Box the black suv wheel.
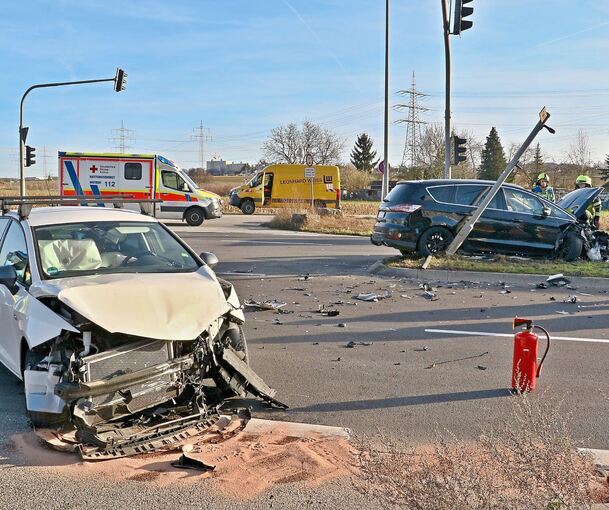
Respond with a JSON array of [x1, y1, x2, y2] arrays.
[[418, 226, 454, 256]]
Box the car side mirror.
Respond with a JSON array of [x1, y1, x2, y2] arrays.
[[200, 251, 219, 268], [542, 207, 551, 217], [0, 265, 18, 294]]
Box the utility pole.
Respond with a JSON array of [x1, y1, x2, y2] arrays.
[[110, 120, 135, 153], [395, 71, 429, 169], [381, 0, 390, 199], [192, 121, 212, 172]]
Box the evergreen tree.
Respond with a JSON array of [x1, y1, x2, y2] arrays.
[[350, 133, 378, 172], [600, 154, 609, 181], [478, 127, 507, 180], [529, 142, 544, 184]]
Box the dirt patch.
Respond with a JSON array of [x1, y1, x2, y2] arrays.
[[10, 425, 356, 500]]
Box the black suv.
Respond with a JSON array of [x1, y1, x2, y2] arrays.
[[371, 179, 604, 261]]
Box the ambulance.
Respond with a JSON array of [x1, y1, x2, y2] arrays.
[[58, 152, 222, 226], [229, 164, 341, 214]]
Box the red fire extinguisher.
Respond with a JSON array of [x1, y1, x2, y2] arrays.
[[512, 317, 551, 392]]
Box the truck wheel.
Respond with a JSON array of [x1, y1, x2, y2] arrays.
[[417, 227, 454, 257], [184, 207, 205, 226], [241, 199, 255, 215], [558, 233, 583, 262]]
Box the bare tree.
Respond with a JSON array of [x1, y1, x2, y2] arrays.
[[566, 129, 592, 172], [262, 121, 345, 165]]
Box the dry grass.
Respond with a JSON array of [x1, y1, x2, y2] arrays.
[[268, 208, 374, 236], [356, 394, 608, 509], [0, 179, 58, 197]]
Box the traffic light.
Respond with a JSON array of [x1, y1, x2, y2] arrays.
[[453, 0, 474, 35], [114, 68, 127, 92], [25, 145, 36, 167], [452, 135, 467, 165]]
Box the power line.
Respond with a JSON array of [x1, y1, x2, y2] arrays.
[[395, 71, 429, 168], [110, 120, 136, 152], [191, 121, 212, 170]]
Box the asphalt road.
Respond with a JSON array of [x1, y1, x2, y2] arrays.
[[1, 214, 608, 509]]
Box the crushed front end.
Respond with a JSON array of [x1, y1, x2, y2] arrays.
[[24, 278, 286, 460]]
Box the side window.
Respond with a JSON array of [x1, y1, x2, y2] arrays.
[[162, 171, 187, 192], [0, 217, 10, 240], [474, 188, 504, 210], [455, 185, 487, 206], [0, 221, 29, 283], [427, 185, 454, 203], [125, 162, 142, 180], [504, 189, 544, 215], [250, 173, 262, 187]]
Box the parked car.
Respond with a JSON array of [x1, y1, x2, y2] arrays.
[[371, 179, 606, 261], [0, 201, 284, 459]]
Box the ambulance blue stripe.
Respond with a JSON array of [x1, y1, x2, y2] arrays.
[[64, 161, 87, 206], [90, 185, 105, 207]]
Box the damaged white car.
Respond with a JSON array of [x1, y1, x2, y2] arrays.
[[0, 202, 285, 459]]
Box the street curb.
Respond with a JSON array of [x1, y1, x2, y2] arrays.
[[369, 258, 609, 290]]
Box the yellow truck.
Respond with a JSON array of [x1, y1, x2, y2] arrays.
[[229, 164, 341, 214]]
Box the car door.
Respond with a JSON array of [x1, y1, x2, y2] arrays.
[[157, 169, 190, 220], [0, 219, 29, 376], [500, 188, 565, 255]]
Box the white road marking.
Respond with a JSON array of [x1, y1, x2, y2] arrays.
[[425, 328, 609, 345]]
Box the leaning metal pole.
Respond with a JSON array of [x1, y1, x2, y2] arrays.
[[444, 108, 553, 256], [381, 0, 390, 199], [19, 76, 117, 196], [441, 0, 451, 179]]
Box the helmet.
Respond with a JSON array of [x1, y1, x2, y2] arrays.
[[576, 175, 592, 186], [537, 173, 549, 182]]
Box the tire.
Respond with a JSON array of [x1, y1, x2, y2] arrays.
[[226, 325, 249, 365], [184, 207, 205, 226], [558, 233, 583, 262], [399, 249, 412, 257], [241, 199, 255, 215], [417, 227, 454, 257]]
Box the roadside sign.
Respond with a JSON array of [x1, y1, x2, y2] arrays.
[[378, 161, 385, 174], [305, 153, 314, 167], [304, 167, 316, 178]]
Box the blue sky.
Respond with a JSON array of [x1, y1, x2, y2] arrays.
[[1, 0, 609, 177]]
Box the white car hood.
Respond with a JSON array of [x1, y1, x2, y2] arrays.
[[30, 268, 230, 341]]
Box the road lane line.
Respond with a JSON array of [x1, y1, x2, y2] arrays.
[[425, 328, 609, 345]]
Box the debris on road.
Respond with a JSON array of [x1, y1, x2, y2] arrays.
[[317, 306, 340, 317], [354, 291, 391, 302], [345, 341, 372, 348], [414, 346, 429, 352], [422, 290, 438, 301], [564, 295, 578, 303], [337, 322, 347, 328], [536, 282, 548, 289], [244, 299, 287, 311], [171, 453, 216, 472], [419, 282, 436, 292], [476, 365, 488, 371], [547, 273, 570, 286]]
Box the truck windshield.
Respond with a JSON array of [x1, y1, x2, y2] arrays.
[[34, 221, 200, 279], [180, 171, 200, 190]]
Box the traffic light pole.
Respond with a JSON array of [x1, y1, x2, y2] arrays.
[[18, 72, 123, 196], [441, 0, 451, 179]]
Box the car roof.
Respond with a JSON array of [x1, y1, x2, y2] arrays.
[[395, 179, 525, 190], [6, 206, 158, 227]]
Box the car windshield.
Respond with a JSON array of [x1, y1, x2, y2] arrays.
[[34, 221, 200, 279]]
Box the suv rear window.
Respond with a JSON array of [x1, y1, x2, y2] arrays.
[[427, 185, 453, 203], [383, 183, 421, 204], [455, 185, 487, 206]]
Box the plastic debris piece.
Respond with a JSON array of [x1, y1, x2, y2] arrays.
[[317, 306, 340, 317], [422, 291, 438, 301], [476, 365, 487, 371], [547, 274, 570, 286], [354, 291, 391, 302], [171, 453, 216, 472], [536, 283, 548, 289], [244, 299, 287, 311], [419, 282, 436, 292], [346, 341, 372, 348], [500, 289, 511, 294], [564, 295, 578, 303], [414, 346, 428, 352], [337, 323, 347, 328]]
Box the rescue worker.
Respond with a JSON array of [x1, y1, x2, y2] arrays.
[[575, 174, 602, 229], [531, 173, 555, 202]]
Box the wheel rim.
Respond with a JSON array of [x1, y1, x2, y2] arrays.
[[427, 232, 448, 253], [190, 212, 200, 223]]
